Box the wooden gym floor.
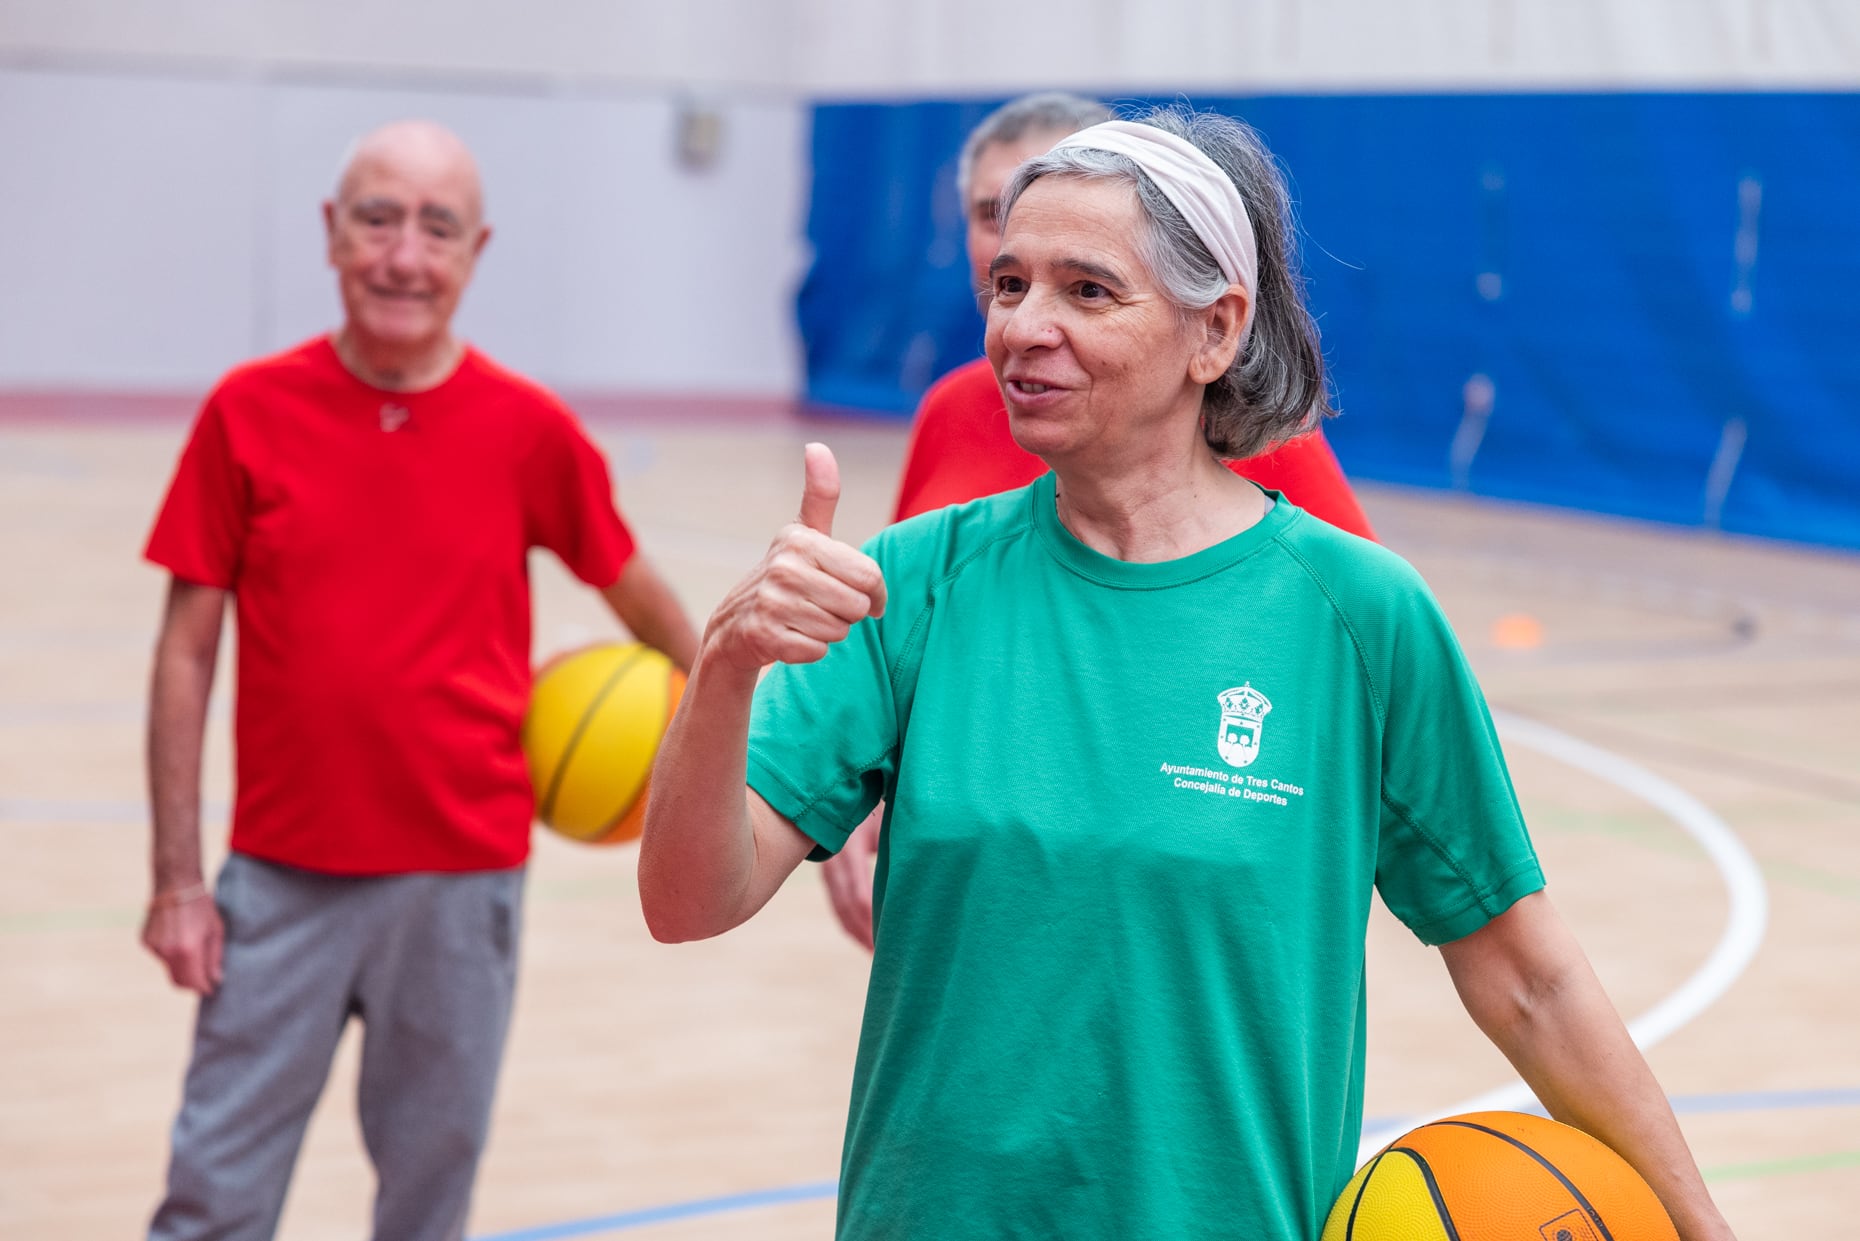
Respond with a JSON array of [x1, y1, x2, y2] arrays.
[[1, 407, 1856, 1240]]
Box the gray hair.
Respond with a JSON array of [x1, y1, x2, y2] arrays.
[[998, 105, 1331, 460], [956, 92, 1113, 201]]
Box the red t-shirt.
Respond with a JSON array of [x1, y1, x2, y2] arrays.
[[892, 357, 1377, 540], [145, 338, 636, 874]]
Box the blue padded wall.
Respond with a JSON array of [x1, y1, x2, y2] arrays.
[[799, 94, 1860, 550]]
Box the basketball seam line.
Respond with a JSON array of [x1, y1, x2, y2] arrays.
[[1343, 1150, 1386, 1239], [1392, 1146, 1463, 1241], [1434, 1120, 1617, 1241], [597, 673, 677, 834], [537, 646, 650, 828]]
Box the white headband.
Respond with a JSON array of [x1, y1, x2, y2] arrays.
[[1051, 121, 1258, 339]]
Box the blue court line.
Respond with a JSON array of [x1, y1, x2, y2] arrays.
[[471, 1180, 838, 1241], [1361, 1085, 1860, 1131], [1670, 1086, 1860, 1115], [472, 1088, 1860, 1240]]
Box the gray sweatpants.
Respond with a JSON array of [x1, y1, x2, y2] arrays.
[[149, 853, 524, 1241]]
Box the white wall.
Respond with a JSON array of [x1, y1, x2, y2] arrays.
[[0, 66, 808, 392], [6, 0, 1856, 93], [0, 69, 267, 388], [255, 84, 809, 395], [3, 0, 1854, 393]]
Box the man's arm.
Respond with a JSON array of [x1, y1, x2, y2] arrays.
[[601, 553, 699, 672], [1440, 890, 1736, 1241], [141, 578, 228, 995]]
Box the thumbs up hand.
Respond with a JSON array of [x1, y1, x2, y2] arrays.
[[703, 443, 888, 673], [797, 440, 841, 537]]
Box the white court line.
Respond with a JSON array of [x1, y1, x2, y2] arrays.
[[1355, 710, 1770, 1163]]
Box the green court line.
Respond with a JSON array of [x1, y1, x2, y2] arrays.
[[1528, 810, 1860, 905], [1702, 1148, 1860, 1183], [527, 875, 635, 903], [1527, 808, 1693, 855], [1760, 860, 1860, 903], [0, 907, 140, 934]]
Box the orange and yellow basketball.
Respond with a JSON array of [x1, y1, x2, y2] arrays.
[[1323, 1111, 1678, 1241], [522, 641, 685, 844]]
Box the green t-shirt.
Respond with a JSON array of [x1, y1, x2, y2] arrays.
[[746, 475, 1544, 1241]]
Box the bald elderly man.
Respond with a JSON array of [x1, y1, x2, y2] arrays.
[[139, 120, 697, 1241]]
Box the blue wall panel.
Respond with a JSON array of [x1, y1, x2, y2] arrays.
[[799, 93, 1860, 550]]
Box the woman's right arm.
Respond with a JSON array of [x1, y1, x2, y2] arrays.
[[638, 444, 887, 942]]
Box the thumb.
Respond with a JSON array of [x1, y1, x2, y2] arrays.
[[798, 442, 840, 535]]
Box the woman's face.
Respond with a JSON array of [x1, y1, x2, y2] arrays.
[[984, 176, 1212, 467]]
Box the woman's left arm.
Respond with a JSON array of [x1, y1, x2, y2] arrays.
[[1440, 890, 1736, 1241]]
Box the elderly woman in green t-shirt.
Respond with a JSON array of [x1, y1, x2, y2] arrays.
[[638, 106, 1735, 1241]]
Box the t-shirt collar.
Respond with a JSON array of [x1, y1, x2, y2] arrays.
[[1029, 470, 1293, 589]]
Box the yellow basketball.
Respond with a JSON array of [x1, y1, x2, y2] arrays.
[[522, 641, 685, 844], [1322, 1111, 1678, 1241]]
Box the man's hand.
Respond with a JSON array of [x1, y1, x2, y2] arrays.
[[141, 887, 224, 996]]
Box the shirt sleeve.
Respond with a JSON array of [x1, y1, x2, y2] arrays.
[[143, 393, 246, 588], [746, 536, 922, 857], [1371, 583, 1544, 945], [522, 406, 637, 588]]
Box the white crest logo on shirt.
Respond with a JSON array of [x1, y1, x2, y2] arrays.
[[379, 403, 411, 432], [1216, 683, 1272, 768]]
